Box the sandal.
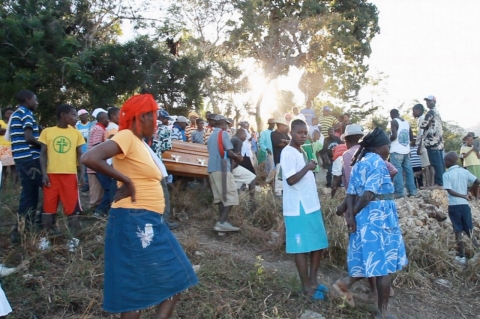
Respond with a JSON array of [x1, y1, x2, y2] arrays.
[[316, 284, 329, 293], [311, 290, 325, 300]]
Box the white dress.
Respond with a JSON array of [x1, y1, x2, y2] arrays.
[[0, 283, 12, 316]]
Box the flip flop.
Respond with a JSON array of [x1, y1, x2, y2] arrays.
[[332, 283, 355, 307], [316, 284, 329, 293], [311, 290, 325, 301]]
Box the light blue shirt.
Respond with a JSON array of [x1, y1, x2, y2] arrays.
[[259, 129, 273, 152], [207, 128, 233, 173], [300, 108, 316, 126], [443, 165, 478, 206], [76, 121, 90, 154]]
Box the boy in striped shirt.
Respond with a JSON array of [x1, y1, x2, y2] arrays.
[[9, 90, 43, 242], [410, 139, 423, 188]]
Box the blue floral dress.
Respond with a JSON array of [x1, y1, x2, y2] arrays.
[[347, 152, 408, 277]]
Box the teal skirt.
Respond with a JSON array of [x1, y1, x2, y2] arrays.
[[284, 204, 329, 254]]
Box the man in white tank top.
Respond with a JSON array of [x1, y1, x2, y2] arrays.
[[389, 109, 417, 198]]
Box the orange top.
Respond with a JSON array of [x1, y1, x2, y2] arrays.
[[111, 130, 164, 213]]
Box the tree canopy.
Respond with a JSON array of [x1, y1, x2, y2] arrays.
[[0, 0, 382, 128]]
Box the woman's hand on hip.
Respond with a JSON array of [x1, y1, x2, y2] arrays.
[[114, 178, 136, 204]]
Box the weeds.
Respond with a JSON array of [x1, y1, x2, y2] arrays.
[[1, 181, 479, 318]]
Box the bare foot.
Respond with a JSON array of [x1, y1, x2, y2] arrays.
[[332, 280, 355, 307], [302, 286, 316, 297]]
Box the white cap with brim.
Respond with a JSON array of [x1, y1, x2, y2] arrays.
[[77, 109, 89, 116], [92, 108, 108, 118], [175, 115, 188, 123], [275, 117, 288, 126], [341, 124, 364, 141]]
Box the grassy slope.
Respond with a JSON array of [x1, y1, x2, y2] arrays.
[[0, 181, 479, 318]]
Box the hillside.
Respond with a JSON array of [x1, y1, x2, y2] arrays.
[[0, 184, 479, 318]]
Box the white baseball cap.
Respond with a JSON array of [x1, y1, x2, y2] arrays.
[[77, 109, 89, 116], [175, 115, 188, 123], [424, 95, 436, 102], [92, 108, 108, 118]]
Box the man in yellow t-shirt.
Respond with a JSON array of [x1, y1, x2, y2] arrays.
[[39, 104, 85, 241]]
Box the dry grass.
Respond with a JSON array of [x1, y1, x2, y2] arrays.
[[1, 178, 479, 318]]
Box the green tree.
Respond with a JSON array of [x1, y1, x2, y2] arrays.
[[229, 0, 380, 129], [275, 89, 296, 117], [0, 0, 208, 123], [443, 121, 464, 152], [163, 0, 246, 115]]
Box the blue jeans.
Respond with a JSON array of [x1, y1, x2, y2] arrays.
[[95, 173, 112, 214], [326, 163, 333, 187], [426, 148, 445, 186], [390, 153, 417, 197], [15, 158, 43, 227], [161, 177, 171, 219]]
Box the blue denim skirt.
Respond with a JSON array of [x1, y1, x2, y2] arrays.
[[103, 208, 198, 313]]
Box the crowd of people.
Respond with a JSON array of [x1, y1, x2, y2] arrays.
[[0, 89, 479, 319]]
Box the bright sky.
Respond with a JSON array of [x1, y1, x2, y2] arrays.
[[363, 0, 480, 128], [121, 0, 480, 129]]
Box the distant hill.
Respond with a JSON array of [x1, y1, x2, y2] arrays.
[[465, 124, 480, 136]]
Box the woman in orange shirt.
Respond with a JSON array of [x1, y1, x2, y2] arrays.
[[82, 93, 198, 319]]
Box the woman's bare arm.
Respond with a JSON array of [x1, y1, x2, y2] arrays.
[[81, 140, 129, 184]]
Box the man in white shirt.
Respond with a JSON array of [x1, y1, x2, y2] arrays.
[[106, 107, 119, 139], [390, 109, 416, 198]]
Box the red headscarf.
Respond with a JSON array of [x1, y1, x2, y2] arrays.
[[119, 93, 159, 132]]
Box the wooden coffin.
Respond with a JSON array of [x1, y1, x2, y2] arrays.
[[162, 141, 209, 178]]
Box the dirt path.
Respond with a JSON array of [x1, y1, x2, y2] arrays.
[[174, 227, 480, 319]]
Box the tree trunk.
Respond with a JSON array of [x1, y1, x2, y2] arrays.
[[254, 78, 273, 131], [203, 78, 220, 114]]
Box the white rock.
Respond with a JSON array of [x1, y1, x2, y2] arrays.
[[193, 265, 201, 273], [194, 251, 205, 256], [434, 278, 452, 289], [300, 310, 326, 319]]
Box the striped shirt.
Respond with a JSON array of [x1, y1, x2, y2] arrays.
[[10, 106, 40, 161], [204, 126, 214, 145], [87, 123, 106, 173], [409, 146, 421, 168], [318, 115, 339, 135], [185, 124, 196, 142]]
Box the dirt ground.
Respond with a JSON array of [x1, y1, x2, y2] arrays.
[[1, 183, 479, 318], [174, 222, 480, 319]]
